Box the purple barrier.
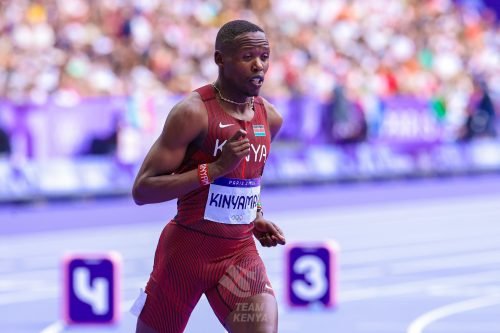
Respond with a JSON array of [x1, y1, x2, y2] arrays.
[[0, 95, 499, 202], [375, 96, 444, 145], [0, 98, 125, 159], [274, 95, 446, 146], [0, 95, 167, 162]]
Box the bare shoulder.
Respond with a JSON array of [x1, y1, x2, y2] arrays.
[[260, 96, 283, 140], [167, 91, 207, 124], [260, 97, 283, 121], [160, 91, 207, 146]]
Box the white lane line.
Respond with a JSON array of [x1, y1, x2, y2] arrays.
[[0, 279, 48, 292], [407, 294, 500, 333], [0, 268, 58, 280], [390, 249, 500, 275], [39, 299, 136, 333], [40, 321, 64, 333], [428, 285, 500, 298], [339, 270, 500, 302], [342, 236, 500, 265], [0, 287, 58, 305]]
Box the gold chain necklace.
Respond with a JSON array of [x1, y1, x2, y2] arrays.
[[212, 83, 254, 110]]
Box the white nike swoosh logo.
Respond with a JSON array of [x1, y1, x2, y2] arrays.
[[219, 122, 234, 128]]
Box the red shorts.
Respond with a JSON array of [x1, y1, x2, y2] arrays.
[[138, 222, 274, 333]]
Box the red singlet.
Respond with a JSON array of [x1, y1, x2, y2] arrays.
[[137, 85, 274, 332]]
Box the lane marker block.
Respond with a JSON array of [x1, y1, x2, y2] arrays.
[[62, 252, 121, 325], [286, 241, 339, 309]]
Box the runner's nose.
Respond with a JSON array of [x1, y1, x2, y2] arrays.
[[252, 58, 264, 72]]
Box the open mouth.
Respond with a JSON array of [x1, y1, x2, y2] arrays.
[[250, 76, 264, 87]]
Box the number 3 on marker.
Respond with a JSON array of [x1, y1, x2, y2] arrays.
[[292, 255, 328, 301], [286, 243, 337, 308]]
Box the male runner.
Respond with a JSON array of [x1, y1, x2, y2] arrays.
[[132, 20, 285, 333]]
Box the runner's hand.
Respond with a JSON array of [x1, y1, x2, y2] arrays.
[[212, 129, 250, 176], [253, 218, 286, 247]]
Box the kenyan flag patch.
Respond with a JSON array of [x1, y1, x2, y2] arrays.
[[253, 124, 266, 137]]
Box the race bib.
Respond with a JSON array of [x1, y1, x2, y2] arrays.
[[204, 177, 261, 224]]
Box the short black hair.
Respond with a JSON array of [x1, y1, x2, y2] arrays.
[[215, 20, 264, 51]]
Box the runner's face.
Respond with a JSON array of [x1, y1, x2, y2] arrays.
[[223, 31, 270, 97]]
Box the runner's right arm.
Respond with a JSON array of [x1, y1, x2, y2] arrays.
[[132, 93, 250, 205]]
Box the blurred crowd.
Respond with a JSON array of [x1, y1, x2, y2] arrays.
[[0, 0, 498, 127]]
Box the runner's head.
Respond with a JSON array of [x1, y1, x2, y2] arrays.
[[214, 20, 270, 97]]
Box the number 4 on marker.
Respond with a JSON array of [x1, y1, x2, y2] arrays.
[[63, 253, 120, 325], [74, 267, 109, 315]]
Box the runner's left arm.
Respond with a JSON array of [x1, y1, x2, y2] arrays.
[[252, 99, 286, 247]]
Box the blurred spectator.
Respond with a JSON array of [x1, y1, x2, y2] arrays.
[[0, 126, 11, 156], [83, 115, 120, 156], [0, 0, 498, 139], [459, 78, 497, 141], [85, 129, 118, 155], [329, 85, 367, 144]]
